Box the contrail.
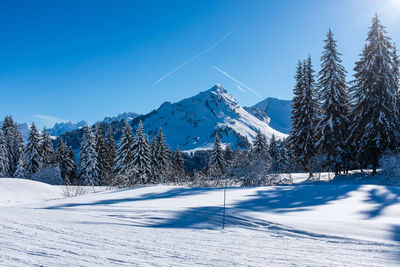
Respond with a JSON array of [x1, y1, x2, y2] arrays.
[[236, 85, 246, 93], [212, 66, 262, 98], [156, 27, 236, 83]]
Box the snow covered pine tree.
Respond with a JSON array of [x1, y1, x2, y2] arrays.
[[289, 57, 319, 177], [349, 14, 399, 175], [315, 29, 350, 174], [78, 125, 100, 186], [24, 123, 42, 177]]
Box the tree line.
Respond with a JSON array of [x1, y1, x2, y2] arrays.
[[289, 14, 399, 177]]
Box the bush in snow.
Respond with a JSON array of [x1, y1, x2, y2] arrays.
[[380, 151, 400, 184]]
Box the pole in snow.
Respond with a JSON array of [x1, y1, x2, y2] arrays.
[[222, 185, 226, 229]]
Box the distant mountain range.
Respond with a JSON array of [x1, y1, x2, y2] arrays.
[[46, 112, 141, 137]]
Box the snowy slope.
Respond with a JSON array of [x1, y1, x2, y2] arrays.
[[0, 178, 62, 206], [0, 177, 399, 266], [246, 97, 292, 134], [139, 84, 286, 151]]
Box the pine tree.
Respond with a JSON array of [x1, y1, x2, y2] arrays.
[[289, 57, 319, 176], [78, 125, 100, 186], [95, 124, 112, 185], [349, 14, 399, 175], [131, 121, 152, 184], [65, 146, 77, 184], [150, 133, 158, 182], [41, 127, 54, 168], [0, 130, 9, 176], [315, 29, 350, 174], [113, 121, 134, 185], [14, 157, 26, 178], [24, 123, 42, 177], [57, 138, 76, 185], [207, 132, 226, 178], [2, 116, 24, 176], [252, 129, 268, 155], [173, 146, 185, 182], [268, 134, 280, 172], [278, 138, 292, 172], [391, 43, 400, 142], [54, 163, 63, 185], [105, 125, 116, 179], [154, 127, 171, 183]]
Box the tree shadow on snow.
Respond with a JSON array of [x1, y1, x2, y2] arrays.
[[142, 184, 359, 229], [360, 187, 400, 219], [45, 187, 210, 210]]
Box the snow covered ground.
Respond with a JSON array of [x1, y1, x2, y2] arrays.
[[0, 177, 399, 266]]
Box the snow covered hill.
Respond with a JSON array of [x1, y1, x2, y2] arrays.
[[0, 177, 398, 266], [138, 84, 286, 151], [0, 178, 62, 206], [246, 97, 292, 134]]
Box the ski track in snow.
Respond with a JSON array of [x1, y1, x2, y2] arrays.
[[0, 179, 399, 266]]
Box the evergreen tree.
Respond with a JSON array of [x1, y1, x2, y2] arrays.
[[95, 124, 112, 185], [57, 138, 76, 185], [14, 157, 26, 178], [268, 134, 280, 172], [65, 146, 77, 184], [278, 138, 292, 172], [2, 116, 24, 176], [315, 29, 350, 174], [154, 127, 171, 183], [150, 133, 157, 182], [173, 146, 185, 182], [0, 130, 9, 176], [252, 129, 268, 155], [78, 125, 100, 186], [131, 121, 152, 184], [391, 43, 400, 141], [54, 163, 63, 185], [289, 57, 319, 176], [349, 14, 399, 175], [24, 123, 42, 177], [105, 125, 116, 178], [207, 132, 226, 178], [41, 127, 54, 168], [113, 121, 134, 185]]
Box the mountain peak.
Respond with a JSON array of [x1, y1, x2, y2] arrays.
[[205, 84, 227, 94]]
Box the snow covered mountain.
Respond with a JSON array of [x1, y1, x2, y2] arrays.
[[99, 112, 140, 124], [58, 84, 286, 152], [46, 113, 140, 137], [245, 97, 292, 134], [48, 121, 87, 137], [136, 84, 286, 151]]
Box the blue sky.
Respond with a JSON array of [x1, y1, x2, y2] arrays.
[[1, 0, 400, 129]]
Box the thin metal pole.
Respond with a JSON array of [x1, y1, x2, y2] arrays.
[[222, 186, 226, 229]]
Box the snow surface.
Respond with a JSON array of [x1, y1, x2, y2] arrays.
[[0, 176, 399, 266]]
